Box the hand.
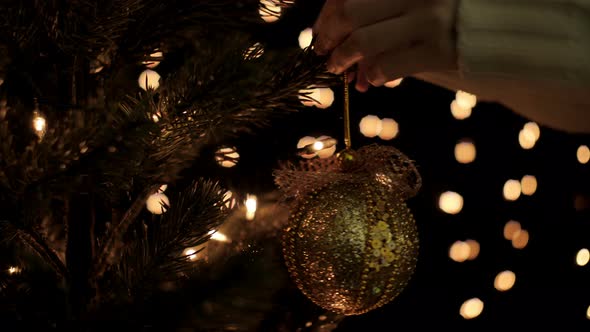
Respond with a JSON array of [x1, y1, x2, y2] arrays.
[[313, 0, 460, 90]]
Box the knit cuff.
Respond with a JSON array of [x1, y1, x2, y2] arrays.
[[456, 0, 590, 85]]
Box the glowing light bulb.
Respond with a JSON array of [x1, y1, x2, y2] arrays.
[[245, 194, 257, 221], [183, 248, 198, 261], [578, 145, 590, 164], [259, 0, 281, 23], [8, 266, 21, 274], [143, 50, 164, 68], [494, 270, 516, 292], [450, 100, 472, 120], [520, 175, 537, 196], [503, 179, 521, 201], [523, 122, 540, 142], [439, 191, 464, 215], [465, 239, 480, 260], [378, 118, 399, 140], [576, 248, 590, 266], [460, 298, 484, 319], [518, 129, 536, 149], [384, 78, 403, 88], [32, 112, 47, 138], [208, 230, 230, 243], [298, 28, 313, 49], [146, 193, 170, 214], [359, 115, 383, 138], [243, 42, 264, 60], [297, 136, 318, 159], [215, 147, 240, 168], [456, 90, 477, 109], [511, 229, 529, 249], [454, 140, 476, 164], [223, 191, 236, 209], [313, 141, 324, 151], [138, 69, 161, 91], [449, 241, 470, 263], [503, 220, 522, 240]]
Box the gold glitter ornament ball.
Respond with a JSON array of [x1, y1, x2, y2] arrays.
[[282, 180, 419, 316]]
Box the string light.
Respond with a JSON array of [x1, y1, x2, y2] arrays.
[[8, 266, 21, 275], [32, 111, 47, 139], [245, 194, 257, 221], [313, 141, 325, 151], [454, 140, 476, 164], [298, 28, 313, 49], [503, 179, 521, 201], [511, 229, 529, 249], [183, 248, 198, 261], [449, 241, 470, 263], [378, 118, 399, 140], [460, 298, 484, 319], [259, 0, 281, 23], [215, 147, 240, 168], [208, 230, 230, 243], [146, 193, 170, 215], [138, 69, 161, 91], [465, 239, 480, 260], [520, 175, 537, 196], [142, 50, 164, 68], [438, 191, 464, 215], [503, 220, 522, 240], [359, 115, 383, 138], [578, 145, 590, 164], [523, 122, 541, 142], [243, 42, 264, 60], [576, 249, 590, 266], [450, 100, 472, 120], [494, 270, 516, 292], [455, 90, 477, 109]]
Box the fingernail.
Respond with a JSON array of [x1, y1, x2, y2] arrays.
[[327, 64, 337, 74]]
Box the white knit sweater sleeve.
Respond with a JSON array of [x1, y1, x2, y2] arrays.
[[416, 0, 590, 134], [457, 0, 590, 85]]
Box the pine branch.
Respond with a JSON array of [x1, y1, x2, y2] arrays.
[[0, 221, 67, 280], [115, 179, 229, 298]]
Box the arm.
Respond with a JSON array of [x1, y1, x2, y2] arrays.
[[417, 0, 590, 133]]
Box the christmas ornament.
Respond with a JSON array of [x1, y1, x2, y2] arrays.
[[274, 73, 421, 316]]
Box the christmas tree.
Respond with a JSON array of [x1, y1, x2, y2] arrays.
[[0, 0, 345, 329]]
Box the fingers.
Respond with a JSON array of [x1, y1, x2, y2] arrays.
[[365, 42, 452, 87], [355, 63, 370, 92], [314, 0, 411, 55], [327, 13, 425, 74]]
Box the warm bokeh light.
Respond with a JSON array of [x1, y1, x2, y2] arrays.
[[313, 141, 324, 151], [143, 50, 164, 68], [299, 87, 334, 109], [259, 0, 281, 23], [518, 129, 536, 149], [503, 179, 521, 201], [158, 184, 168, 193], [183, 248, 198, 261], [494, 270, 516, 292], [243, 42, 264, 60], [359, 115, 383, 138], [208, 230, 230, 243], [587, 305, 590, 320], [32, 112, 47, 138], [146, 193, 170, 215], [223, 191, 236, 209], [138, 69, 160, 91], [454, 140, 476, 164], [298, 28, 313, 49], [297, 136, 317, 159], [215, 147, 240, 168], [466, 239, 480, 260], [245, 194, 257, 221], [449, 241, 470, 263], [8, 266, 21, 274], [384, 78, 403, 88], [576, 248, 590, 266], [460, 298, 484, 319], [520, 175, 538, 196], [503, 220, 522, 240], [439, 191, 464, 215], [523, 122, 541, 142], [456, 90, 478, 109], [511, 229, 529, 249], [378, 118, 399, 140], [578, 145, 590, 164], [450, 100, 472, 120]]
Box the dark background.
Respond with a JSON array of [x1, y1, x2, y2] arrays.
[[204, 1, 590, 330]]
